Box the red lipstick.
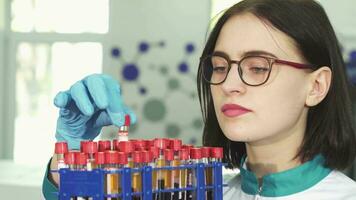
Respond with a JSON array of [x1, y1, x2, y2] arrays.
[[221, 104, 251, 117]]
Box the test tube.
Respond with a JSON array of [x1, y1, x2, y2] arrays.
[[76, 152, 89, 200], [164, 149, 174, 200], [170, 139, 182, 200], [201, 147, 211, 199], [154, 138, 169, 200], [149, 146, 159, 198], [118, 151, 129, 199], [208, 147, 223, 200], [84, 141, 98, 171], [105, 151, 120, 200], [99, 140, 112, 152], [179, 149, 189, 200], [132, 151, 144, 200], [117, 141, 134, 168], [54, 142, 68, 169], [64, 151, 78, 200], [95, 152, 105, 169], [187, 148, 202, 200], [118, 115, 130, 142]]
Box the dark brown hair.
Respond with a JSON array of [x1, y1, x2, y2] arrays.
[[198, 0, 356, 170]]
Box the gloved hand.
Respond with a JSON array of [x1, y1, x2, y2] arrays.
[[54, 73, 136, 150]]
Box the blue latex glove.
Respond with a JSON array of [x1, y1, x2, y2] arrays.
[[54, 73, 136, 150]]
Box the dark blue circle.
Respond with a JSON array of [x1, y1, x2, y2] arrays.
[[122, 63, 139, 81], [111, 47, 121, 58], [350, 50, 356, 61], [178, 62, 189, 73], [139, 42, 150, 53], [189, 137, 197, 145], [159, 41, 165, 47], [139, 87, 147, 95], [186, 43, 195, 54]]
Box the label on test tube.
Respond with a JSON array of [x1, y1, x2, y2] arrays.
[[118, 115, 130, 141]]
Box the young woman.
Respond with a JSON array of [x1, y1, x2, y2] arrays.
[[198, 0, 356, 199], [43, 0, 356, 199]]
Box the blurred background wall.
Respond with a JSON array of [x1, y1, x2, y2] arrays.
[[0, 0, 355, 199]]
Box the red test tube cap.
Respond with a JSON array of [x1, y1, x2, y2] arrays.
[[80, 140, 90, 152], [98, 140, 111, 152], [149, 146, 159, 160], [179, 149, 189, 160], [55, 142, 68, 154], [95, 152, 105, 165], [118, 152, 128, 165], [141, 151, 152, 163], [133, 140, 146, 150], [201, 147, 210, 158], [105, 151, 119, 164], [85, 141, 98, 154], [154, 138, 169, 149], [132, 151, 143, 163], [76, 152, 88, 165], [112, 139, 119, 151], [118, 141, 134, 153], [170, 139, 182, 151], [190, 148, 202, 160], [164, 149, 174, 161], [124, 114, 130, 126], [64, 151, 77, 165], [211, 147, 223, 159]]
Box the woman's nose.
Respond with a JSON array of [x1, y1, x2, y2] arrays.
[[220, 64, 246, 94]]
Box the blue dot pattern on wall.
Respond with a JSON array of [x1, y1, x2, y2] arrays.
[[139, 41, 150, 53], [123, 63, 139, 81], [111, 47, 121, 58], [110, 40, 201, 144]]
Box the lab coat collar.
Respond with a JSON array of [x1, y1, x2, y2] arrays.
[[239, 154, 332, 197]]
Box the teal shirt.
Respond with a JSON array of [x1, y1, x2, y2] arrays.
[[42, 158, 58, 200]]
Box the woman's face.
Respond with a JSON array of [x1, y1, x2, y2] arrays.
[[211, 13, 310, 145]]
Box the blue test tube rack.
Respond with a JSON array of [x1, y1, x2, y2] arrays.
[[55, 162, 225, 200]]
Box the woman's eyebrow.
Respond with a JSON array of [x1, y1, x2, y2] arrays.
[[242, 50, 278, 58]]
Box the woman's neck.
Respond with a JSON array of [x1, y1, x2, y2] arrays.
[[245, 128, 304, 178]]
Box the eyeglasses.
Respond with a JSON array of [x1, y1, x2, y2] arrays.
[[200, 51, 313, 86]]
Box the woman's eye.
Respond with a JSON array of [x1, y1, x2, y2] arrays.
[[213, 66, 228, 73], [249, 67, 269, 74]]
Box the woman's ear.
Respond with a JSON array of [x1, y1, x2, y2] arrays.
[[305, 66, 332, 107]]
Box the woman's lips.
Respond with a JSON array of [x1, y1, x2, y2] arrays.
[[221, 104, 252, 117]]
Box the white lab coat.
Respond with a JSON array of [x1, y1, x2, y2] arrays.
[[223, 156, 356, 200]]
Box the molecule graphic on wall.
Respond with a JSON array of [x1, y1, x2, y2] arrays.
[[346, 50, 356, 85], [110, 41, 203, 145]]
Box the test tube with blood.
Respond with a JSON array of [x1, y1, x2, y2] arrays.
[[75, 152, 89, 200], [84, 141, 98, 171], [149, 146, 159, 198], [54, 142, 68, 187], [164, 149, 174, 200], [208, 147, 223, 200], [55, 142, 68, 169], [105, 151, 120, 200], [179, 149, 189, 200], [117, 141, 134, 168], [153, 138, 169, 200], [187, 148, 202, 200], [64, 151, 78, 200], [201, 147, 211, 199], [170, 139, 182, 200], [132, 151, 144, 200], [95, 152, 105, 169]]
